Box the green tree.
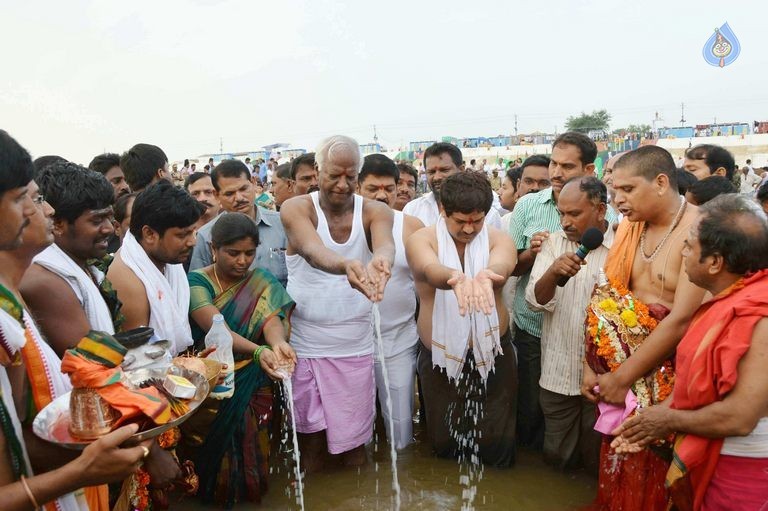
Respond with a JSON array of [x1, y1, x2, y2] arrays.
[[565, 109, 611, 133], [614, 124, 652, 135]]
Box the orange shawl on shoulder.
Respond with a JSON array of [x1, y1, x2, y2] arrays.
[[666, 269, 768, 511], [603, 219, 643, 287]]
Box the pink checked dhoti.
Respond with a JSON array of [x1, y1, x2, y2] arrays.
[[291, 354, 375, 454]]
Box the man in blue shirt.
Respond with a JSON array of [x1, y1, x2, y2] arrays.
[[190, 160, 288, 286]]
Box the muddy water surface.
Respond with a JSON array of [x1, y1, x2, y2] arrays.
[[188, 424, 596, 510]]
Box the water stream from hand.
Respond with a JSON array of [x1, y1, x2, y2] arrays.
[[372, 303, 402, 511], [279, 369, 305, 511]]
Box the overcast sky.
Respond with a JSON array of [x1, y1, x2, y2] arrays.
[[2, 0, 767, 163]]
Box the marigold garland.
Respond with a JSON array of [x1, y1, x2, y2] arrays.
[[128, 467, 151, 510], [585, 277, 675, 412]]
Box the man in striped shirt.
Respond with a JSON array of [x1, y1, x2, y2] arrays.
[[525, 176, 612, 472], [509, 132, 617, 448]]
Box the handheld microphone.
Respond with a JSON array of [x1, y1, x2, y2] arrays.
[[556, 227, 604, 287]]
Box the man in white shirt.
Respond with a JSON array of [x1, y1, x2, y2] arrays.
[[357, 154, 423, 450], [739, 165, 761, 195], [404, 143, 502, 228], [526, 176, 611, 472]]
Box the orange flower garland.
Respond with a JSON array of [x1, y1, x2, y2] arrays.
[[585, 276, 674, 410]]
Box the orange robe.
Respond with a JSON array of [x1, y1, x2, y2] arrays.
[[666, 269, 768, 511]]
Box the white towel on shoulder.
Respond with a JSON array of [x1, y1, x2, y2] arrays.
[[33, 243, 115, 334], [118, 232, 193, 355], [431, 217, 502, 383]]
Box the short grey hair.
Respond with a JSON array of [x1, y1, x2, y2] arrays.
[[315, 135, 362, 172]]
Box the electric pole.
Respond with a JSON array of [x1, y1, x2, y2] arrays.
[[219, 137, 223, 154], [514, 114, 518, 137], [680, 103, 686, 126], [373, 125, 378, 145]]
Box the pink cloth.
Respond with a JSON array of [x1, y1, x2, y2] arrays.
[[291, 355, 375, 454], [593, 386, 638, 435], [702, 455, 768, 511]]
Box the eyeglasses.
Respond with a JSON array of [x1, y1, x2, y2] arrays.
[[32, 195, 46, 205]]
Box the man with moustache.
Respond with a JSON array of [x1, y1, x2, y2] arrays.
[[498, 156, 552, 326], [88, 153, 131, 253], [3, 178, 116, 510], [88, 153, 131, 200], [356, 154, 424, 449], [406, 172, 518, 466], [270, 163, 295, 211], [21, 163, 119, 356], [526, 176, 611, 472], [185, 172, 220, 225], [291, 152, 320, 195], [107, 181, 205, 355], [280, 135, 395, 470], [509, 133, 616, 449], [611, 194, 768, 510], [404, 142, 502, 228], [0, 131, 149, 511], [394, 163, 418, 211], [189, 159, 288, 286]]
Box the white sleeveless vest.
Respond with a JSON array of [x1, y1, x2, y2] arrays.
[[375, 211, 418, 358], [287, 192, 373, 358]]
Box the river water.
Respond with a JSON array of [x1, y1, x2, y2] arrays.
[[188, 418, 596, 510]]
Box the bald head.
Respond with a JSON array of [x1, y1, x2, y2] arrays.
[[614, 146, 677, 189]]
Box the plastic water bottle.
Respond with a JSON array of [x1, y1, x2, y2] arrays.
[[205, 314, 235, 399]]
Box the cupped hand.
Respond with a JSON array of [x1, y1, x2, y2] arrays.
[[473, 269, 504, 315], [345, 259, 376, 301], [447, 271, 473, 316], [259, 348, 284, 380], [366, 255, 392, 302], [610, 405, 673, 448], [261, 341, 297, 380]]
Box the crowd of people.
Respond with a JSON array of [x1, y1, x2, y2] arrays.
[[0, 127, 766, 511]]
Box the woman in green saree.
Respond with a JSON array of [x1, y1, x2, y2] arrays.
[[253, 178, 276, 211], [187, 212, 296, 508]]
